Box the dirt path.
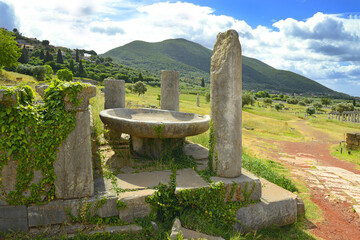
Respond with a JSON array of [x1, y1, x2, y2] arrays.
[[261, 120, 360, 240]]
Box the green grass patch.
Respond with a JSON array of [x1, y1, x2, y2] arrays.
[[331, 145, 360, 167], [242, 153, 298, 192]]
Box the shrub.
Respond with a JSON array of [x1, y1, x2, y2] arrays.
[[286, 98, 299, 104], [31, 66, 47, 81], [205, 92, 210, 103], [242, 92, 255, 107], [16, 64, 33, 75], [263, 98, 273, 105], [275, 103, 284, 111], [298, 101, 306, 106], [56, 68, 73, 81], [306, 107, 315, 115], [331, 102, 354, 114]]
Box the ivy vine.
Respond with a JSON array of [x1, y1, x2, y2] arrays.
[[0, 80, 85, 205]]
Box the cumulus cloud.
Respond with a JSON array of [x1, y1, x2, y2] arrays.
[[1, 0, 360, 96], [0, 1, 16, 30]]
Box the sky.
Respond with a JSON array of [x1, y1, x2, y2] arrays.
[[1, 0, 360, 97]]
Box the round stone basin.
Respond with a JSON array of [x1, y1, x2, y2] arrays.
[[99, 108, 210, 139]]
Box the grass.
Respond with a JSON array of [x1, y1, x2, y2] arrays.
[[331, 145, 360, 168], [242, 152, 298, 192]]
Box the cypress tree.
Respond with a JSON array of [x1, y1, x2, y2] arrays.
[[56, 49, 64, 64], [18, 45, 29, 64], [39, 50, 44, 60], [75, 49, 79, 62]]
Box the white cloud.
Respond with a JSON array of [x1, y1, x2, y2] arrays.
[[1, 0, 360, 96]]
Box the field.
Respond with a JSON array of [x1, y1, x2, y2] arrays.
[[2, 73, 360, 239]]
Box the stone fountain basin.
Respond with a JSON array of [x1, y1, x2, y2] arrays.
[[99, 108, 210, 139]]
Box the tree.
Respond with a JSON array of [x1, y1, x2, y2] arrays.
[[18, 45, 29, 64], [133, 81, 147, 96], [263, 98, 273, 105], [75, 49, 79, 62], [42, 40, 50, 46], [306, 107, 315, 115], [39, 50, 45, 60], [69, 59, 75, 72], [255, 91, 270, 98], [43, 65, 53, 75], [44, 51, 53, 62], [31, 66, 47, 81], [275, 103, 284, 111], [0, 29, 21, 70], [78, 60, 85, 76], [138, 73, 144, 81], [313, 102, 323, 111], [332, 103, 354, 114], [242, 92, 255, 107], [303, 98, 313, 104], [286, 98, 299, 104], [56, 68, 73, 81], [298, 101, 306, 106], [321, 98, 331, 106], [56, 49, 64, 64], [201, 78, 205, 87]]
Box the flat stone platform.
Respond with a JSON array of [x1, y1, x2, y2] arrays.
[[0, 143, 302, 234]]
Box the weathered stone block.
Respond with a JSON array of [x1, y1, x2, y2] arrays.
[[211, 169, 261, 202], [118, 190, 155, 222], [64, 85, 96, 111], [161, 70, 179, 111], [28, 200, 66, 227], [54, 110, 94, 199], [0, 205, 28, 232], [0, 89, 17, 107], [104, 78, 125, 109]]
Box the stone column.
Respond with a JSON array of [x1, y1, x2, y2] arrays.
[[197, 93, 200, 107], [54, 85, 96, 199], [104, 78, 125, 109], [210, 29, 242, 178], [161, 70, 179, 111]]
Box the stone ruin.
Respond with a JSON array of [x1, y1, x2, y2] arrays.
[[346, 132, 360, 150], [0, 85, 96, 232], [328, 111, 360, 123], [210, 29, 242, 178], [0, 29, 302, 235]]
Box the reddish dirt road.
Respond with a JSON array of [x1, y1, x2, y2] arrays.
[[261, 120, 360, 240]]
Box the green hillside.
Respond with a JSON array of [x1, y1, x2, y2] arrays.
[[102, 38, 346, 97]]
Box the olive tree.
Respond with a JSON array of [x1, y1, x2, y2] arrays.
[[133, 81, 147, 96]]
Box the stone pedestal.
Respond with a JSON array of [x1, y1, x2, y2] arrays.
[[131, 136, 184, 158], [104, 78, 125, 109], [54, 85, 96, 199], [161, 70, 179, 111], [210, 29, 242, 177]]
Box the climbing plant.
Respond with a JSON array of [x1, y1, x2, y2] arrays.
[[0, 80, 85, 205], [146, 169, 257, 238]]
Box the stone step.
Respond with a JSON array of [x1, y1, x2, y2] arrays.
[[234, 178, 303, 232]]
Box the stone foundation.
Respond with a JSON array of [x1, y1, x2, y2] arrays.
[[346, 132, 360, 150]]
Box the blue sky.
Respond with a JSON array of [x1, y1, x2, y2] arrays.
[[1, 0, 360, 97]]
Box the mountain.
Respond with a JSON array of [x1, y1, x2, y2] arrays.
[[102, 38, 346, 97]]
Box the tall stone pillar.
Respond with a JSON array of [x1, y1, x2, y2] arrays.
[[104, 78, 125, 109], [210, 30, 242, 178], [161, 70, 179, 111]]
